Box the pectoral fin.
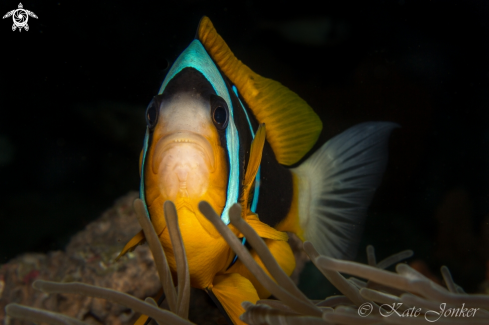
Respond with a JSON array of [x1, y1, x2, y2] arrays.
[[244, 124, 266, 188], [133, 288, 165, 325], [134, 314, 149, 325], [240, 124, 266, 217], [207, 273, 260, 325], [226, 239, 295, 299], [244, 213, 289, 242], [116, 230, 145, 261]]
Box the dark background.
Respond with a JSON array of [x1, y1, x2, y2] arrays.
[[1, 0, 489, 296]]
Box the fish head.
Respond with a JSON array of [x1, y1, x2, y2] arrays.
[[143, 66, 230, 230]]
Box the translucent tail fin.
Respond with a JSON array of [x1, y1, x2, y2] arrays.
[[292, 122, 398, 260]]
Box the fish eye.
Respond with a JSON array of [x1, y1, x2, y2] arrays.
[[145, 97, 159, 129], [214, 107, 226, 124], [210, 95, 229, 130]]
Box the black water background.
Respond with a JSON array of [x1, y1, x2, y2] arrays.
[[1, 0, 489, 295]]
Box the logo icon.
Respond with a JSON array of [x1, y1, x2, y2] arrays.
[[358, 302, 373, 317], [3, 3, 38, 32]]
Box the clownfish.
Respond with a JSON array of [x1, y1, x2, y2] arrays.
[[119, 17, 397, 325]]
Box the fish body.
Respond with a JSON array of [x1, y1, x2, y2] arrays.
[[120, 17, 397, 325]]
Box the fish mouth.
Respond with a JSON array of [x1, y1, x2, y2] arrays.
[[150, 131, 216, 203], [155, 132, 215, 171]]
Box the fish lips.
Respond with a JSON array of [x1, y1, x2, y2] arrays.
[[154, 131, 215, 171]]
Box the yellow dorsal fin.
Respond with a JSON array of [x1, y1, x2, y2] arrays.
[[240, 124, 266, 216], [197, 17, 323, 166], [116, 230, 145, 261]]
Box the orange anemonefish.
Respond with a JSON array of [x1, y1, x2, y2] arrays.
[[118, 16, 397, 325]]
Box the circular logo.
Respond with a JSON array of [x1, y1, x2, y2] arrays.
[[358, 302, 373, 317], [14, 10, 27, 27]]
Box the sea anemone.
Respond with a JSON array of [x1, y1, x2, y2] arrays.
[[5, 199, 489, 325]]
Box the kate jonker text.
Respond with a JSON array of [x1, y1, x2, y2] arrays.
[[379, 303, 479, 322]]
